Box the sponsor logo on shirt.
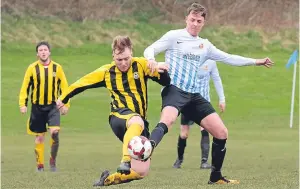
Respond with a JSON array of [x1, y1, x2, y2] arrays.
[[183, 53, 201, 61], [133, 72, 139, 79]]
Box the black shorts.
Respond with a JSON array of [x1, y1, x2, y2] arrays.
[[161, 85, 215, 125], [27, 103, 60, 135], [181, 114, 195, 126], [109, 108, 150, 142]]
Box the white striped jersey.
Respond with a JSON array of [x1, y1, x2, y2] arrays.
[[144, 28, 256, 93]]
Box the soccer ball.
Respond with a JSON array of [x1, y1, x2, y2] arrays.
[[128, 136, 152, 161]]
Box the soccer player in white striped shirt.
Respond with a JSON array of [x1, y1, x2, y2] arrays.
[[172, 60, 226, 170], [144, 2, 273, 184]]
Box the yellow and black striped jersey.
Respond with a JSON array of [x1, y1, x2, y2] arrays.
[[59, 57, 170, 118], [19, 60, 70, 107]]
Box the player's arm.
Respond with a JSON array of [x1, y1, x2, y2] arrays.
[[210, 62, 226, 112], [19, 65, 33, 111], [140, 59, 171, 86], [149, 68, 170, 86], [57, 66, 71, 108], [206, 41, 256, 66], [143, 31, 174, 61], [210, 62, 225, 103], [206, 40, 273, 67], [58, 67, 106, 105]]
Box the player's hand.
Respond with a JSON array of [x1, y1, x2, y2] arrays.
[[147, 59, 158, 74], [255, 58, 274, 68], [219, 102, 226, 113], [60, 106, 69, 115], [56, 99, 65, 109], [20, 106, 27, 114], [156, 62, 169, 73]]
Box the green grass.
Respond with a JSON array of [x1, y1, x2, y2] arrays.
[[1, 14, 299, 188], [2, 44, 299, 189]]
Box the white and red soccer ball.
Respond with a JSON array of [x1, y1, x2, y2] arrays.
[[128, 136, 152, 161]]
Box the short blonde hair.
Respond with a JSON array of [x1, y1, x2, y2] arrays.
[[186, 3, 207, 19], [112, 35, 133, 55]]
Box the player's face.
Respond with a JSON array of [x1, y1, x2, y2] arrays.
[[185, 11, 205, 37], [113, 47, 132, 72], [37, 45, 50, 63]]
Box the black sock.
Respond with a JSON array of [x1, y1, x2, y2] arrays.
[[201, 130, 210, 162], [177, 135, 186, 160], [149, 122, 168, 147], [210, 137, 227, 182]]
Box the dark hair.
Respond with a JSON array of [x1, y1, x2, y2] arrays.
[[112, 36, 132, 54], [36, 41, 51, 52], [186, 3, 207, 19]]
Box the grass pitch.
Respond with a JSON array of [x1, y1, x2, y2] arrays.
[[2, 34, 299, 188]]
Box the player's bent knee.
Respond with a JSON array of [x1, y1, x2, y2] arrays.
[[215, 127, 228, 139], [200, 113, 228, 139], [127, 116, 144, 129], [51, 131, 59, 142], [35, 135, 45, 143], [160, 106, 178, 128], [131, 158, 150, 177], [180, 133, 189, 139], [221, 127, 228, 138], [180, 126, 189, 139], [50, 128, 59, 135]]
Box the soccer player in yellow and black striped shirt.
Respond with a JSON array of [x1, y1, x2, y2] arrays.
[[19, 41, 70, 172], [56, 36, 170, 186]]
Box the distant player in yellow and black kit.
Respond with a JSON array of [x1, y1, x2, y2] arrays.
[[19, 41, 70, 172], [56, 36, 170, 186]]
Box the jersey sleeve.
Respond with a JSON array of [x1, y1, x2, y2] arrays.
[[19, 65, 33, 107], [210, 62, 225, 103], [57, 65, 71, 108], [206, 40, 256, 66], [138, 58, 171, 86], [143, 31, 175, 60], [59, 66, 107, 104]]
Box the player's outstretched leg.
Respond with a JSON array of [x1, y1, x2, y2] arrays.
[[149, 106, 178, 156]]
